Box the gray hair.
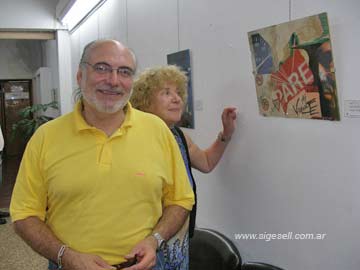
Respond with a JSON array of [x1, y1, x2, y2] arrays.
[[73, 88, 82, 103]]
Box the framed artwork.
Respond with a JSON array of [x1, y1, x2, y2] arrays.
[[248, 12, 340, 121], [167, 49, 194, 128]]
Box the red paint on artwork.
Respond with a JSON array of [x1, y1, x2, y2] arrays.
[[271, 50, 316, 113]]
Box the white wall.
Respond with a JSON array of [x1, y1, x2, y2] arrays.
[[43, 40, 59, 91], [57, 30, 73, 114], [0, 0, 60, 29], [127, 0, 179, 70], [38, 40, 60, 118], [69, 1, 360, 270]]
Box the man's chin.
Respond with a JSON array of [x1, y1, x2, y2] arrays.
[[83, 93, 130, 114], [97, 104, 125, 114]]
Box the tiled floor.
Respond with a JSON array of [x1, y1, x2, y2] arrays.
[[0, 155, 47, 269], [0, 156, 22, 208]]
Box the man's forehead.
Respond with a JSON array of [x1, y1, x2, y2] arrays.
[[90, 41, 125, 57], [89, 42, 134, 66]]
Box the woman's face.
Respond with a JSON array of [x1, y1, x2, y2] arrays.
[[147, 82, 184, 126]]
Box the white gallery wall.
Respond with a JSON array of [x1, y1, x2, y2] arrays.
[[69, 1, 360, 270], [0, 0, 59, 29]]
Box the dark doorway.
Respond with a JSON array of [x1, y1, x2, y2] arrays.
[[0, 80, 32, 208], [0, 79, 32, 158]]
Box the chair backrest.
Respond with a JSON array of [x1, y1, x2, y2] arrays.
[[241, 262, 285, 270], [189, 228, 242, 270]]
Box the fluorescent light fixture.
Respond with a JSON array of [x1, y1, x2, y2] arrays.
[[58, 0, 106, 31]]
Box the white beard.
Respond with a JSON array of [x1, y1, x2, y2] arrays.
[[80, 71, 133, 114], [82, 88, 132, 114]]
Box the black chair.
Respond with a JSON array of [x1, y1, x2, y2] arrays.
[[241, 262, 285, 270], [189, 228, 242, 270]]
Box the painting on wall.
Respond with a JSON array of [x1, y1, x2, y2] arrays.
[[167, 49, 194, 128], [248, 12, 340, 121]]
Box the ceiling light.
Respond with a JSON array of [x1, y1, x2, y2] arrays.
[[58, 0, 106, 31]]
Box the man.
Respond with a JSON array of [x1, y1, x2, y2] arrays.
[[10, 39, 194, 270]]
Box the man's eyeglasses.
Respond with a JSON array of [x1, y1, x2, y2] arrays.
[[82, 62, 135, 78]]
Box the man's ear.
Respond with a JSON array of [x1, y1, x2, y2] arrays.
[[77, 68, 83, 86]]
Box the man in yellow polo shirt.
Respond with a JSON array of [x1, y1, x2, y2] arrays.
[[10, 39, 194, 270]]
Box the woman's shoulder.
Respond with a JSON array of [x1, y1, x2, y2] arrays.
[[132, 108, 169, 129]]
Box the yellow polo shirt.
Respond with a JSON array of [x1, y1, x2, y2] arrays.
[[10, 102, 194, 264]]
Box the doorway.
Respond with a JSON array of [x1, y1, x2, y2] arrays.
[[0, 79, 32, 158]]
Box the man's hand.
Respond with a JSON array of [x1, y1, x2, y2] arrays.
[[12, 217, 115, 270], [122, 236, 157, 270], [62, 248, 116, 270]]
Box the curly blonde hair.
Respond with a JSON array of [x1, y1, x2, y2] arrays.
[[131, 65, 188, 111]]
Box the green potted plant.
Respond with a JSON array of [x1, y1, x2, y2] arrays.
[[11, 101, 58, 142]]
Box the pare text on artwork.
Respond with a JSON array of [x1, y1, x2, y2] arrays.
[[271, 51, 315, 112]]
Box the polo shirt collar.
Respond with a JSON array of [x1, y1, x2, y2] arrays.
[[73, 101, 134, 132]]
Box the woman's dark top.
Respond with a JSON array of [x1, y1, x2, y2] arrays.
[[171, 126, 197, 238]]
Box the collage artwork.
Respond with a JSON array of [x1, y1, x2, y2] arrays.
[[248, 13, 340, 121]]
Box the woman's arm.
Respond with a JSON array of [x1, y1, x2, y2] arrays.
[[186, 107, 237, 173]]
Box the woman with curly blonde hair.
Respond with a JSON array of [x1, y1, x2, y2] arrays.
[[131, 65, 237, 270]]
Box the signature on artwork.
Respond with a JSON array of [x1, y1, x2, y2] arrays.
[[292, 96, 318, 116]]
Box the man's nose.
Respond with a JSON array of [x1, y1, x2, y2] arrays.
[[108, 70, 120, 85]]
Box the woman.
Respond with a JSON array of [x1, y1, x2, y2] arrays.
[[131, 65, 236, 270]]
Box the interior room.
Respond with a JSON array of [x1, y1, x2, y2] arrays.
[[0, 0, 359, 270]]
